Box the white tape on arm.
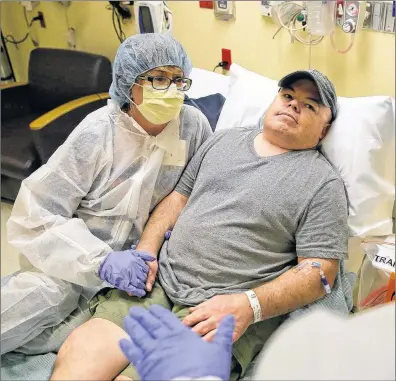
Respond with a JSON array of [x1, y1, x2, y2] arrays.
[[245, 290, 262, 323]]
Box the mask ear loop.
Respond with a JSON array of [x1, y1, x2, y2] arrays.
[[121, 83, 141, 111]]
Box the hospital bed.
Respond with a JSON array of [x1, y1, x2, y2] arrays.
[[1, 64, 395, 381]]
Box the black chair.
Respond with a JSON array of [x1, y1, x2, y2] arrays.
[[1, 48, 112, 202]]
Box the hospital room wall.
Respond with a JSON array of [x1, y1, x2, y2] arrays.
[[1, 1, 394, 98]]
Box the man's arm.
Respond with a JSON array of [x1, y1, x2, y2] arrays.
[[254, 176, 348, 318], [255, 177, 348, 319], [254, 257, 338, 320], [136, 190, 188, 256], [185, 257, 339, 341]]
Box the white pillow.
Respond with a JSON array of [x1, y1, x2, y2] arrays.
[[186, 68, 230, 99], [321, 96, 395, 237], [216, 64, 278, 131], [217, 64, 395, 238]]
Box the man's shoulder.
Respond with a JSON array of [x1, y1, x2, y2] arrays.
[[315, 151, 344, 183], [294, 150, 347, 203], [300, 149, 343, 182]]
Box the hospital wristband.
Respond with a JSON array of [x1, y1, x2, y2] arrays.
[[245, 290, 262, 324]]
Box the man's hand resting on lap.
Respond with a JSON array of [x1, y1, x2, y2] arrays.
[[183, 294, 254, 342]]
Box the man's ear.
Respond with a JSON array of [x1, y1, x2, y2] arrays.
[[319, 123, 331, 141]]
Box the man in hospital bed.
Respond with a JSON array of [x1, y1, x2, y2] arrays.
[[51, 69, 354, 380], [1, 34, 212, 355]]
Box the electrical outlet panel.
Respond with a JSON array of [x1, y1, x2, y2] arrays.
[[383, 1, 395, 32], [214, 1, 236, 21], [261, 1, 274, 17], [20, 1, 39, 12], [221, 48, 232, 70]]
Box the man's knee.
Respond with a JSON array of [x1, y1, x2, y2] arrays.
[[54, 319, 89, 367], [52, 318, 130, 380]]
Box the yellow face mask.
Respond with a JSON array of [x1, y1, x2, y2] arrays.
[[135, 84, 185, 125]]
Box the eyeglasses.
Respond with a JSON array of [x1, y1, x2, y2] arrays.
[[137, 76, 192, 91]]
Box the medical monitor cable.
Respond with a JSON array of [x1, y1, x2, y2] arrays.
[[106, 3, 127, 43], [4, 7, 39, 48], [330, 31, 356, 54], [23, 6, 39, 47]]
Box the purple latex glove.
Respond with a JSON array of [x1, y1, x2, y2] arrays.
[[98, 249, 155, 297], [119, 305, 235, 381]]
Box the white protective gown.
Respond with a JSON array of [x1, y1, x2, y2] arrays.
[[250, 303, 395, 380], [1, 99, 212, 354]]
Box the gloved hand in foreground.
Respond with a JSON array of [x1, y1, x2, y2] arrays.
[[119, 305, 235, 381], [98, 248, 156, 297]]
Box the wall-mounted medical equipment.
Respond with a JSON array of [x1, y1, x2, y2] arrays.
[[378, 1, 396, 32], [341, 1, 365, 33], [383, 1, 396, 32], [271, 2, 324, 46], [135, 1, 172, 34], [306, 1, 336, 36], [214, 1, 236, 21], [330, 1, 366, 54], [364, 1, 395, 32], [267, 0, 394, 57], [371, 1, 384, 30]]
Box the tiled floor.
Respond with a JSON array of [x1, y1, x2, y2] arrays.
[[1, 203, 20, 276]]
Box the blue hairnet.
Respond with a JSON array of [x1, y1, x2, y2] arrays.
[[110, 34, 193, 107]]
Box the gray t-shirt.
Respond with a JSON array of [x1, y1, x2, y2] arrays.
[[158, 126, 353, 314]]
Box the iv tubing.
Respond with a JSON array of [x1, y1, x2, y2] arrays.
[[330, 31, 356, 54]]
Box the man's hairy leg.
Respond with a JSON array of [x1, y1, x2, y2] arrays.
[[50, 318, 130, 381]]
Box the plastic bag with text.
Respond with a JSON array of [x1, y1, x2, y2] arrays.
[[357, 235, 395, 311]]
